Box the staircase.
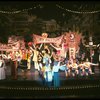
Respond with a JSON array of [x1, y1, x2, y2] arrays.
[[0, 80, 100, 98]]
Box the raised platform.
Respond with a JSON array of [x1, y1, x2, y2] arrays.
[[0, 79, 100, 99], [2, 66, 100, 98]]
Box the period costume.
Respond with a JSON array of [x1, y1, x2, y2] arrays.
[[0, 59, 6, 80]]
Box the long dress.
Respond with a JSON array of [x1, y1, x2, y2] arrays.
[[32, 49, 39, 70], [52, 61, 66, 88], [43, 55, 52, 86], [0, 60, 6, 80], [52, 61, 60, 88]]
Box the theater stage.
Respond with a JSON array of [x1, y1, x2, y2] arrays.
[[0, 66, 100, 99]]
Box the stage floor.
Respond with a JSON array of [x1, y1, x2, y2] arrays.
[[5, 65, 100, 82], [1, 65, 100, 98]]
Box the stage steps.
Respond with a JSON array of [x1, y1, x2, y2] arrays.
[[0, 80, 100, 98]]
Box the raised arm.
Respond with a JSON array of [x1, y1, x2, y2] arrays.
[[90, 63, 99, 66], [32, 44, 36, 49], [39, 43, 43, 50], [39, 38, 46, 50], [50, 51, 54, 58], [29, 46, 34, 51], [78, 63, 84, 67], [50, 43, 59, 50], [39, 52, 43, 57], [59, 64, 66, 71]]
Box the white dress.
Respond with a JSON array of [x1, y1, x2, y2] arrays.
[[0, 60, 6, 80]]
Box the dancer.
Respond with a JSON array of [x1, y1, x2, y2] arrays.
[[0, 55, 6, 80], [83, 59, 99, 76], [71, 59, 79, 77], [50, 41, 67, 59], [30, 43, 43, 71], [30, 45, 40, 71], [42, 49, 52, 86], [65, 60, 73, 77], [52, 53, 66, 88], [26, 48, 31, 70], [78, 60, 85, 76]]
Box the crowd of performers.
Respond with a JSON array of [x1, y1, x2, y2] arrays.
[[0, 42, 99, 87]]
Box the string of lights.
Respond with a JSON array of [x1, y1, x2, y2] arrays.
[[0, 4, 43, 14], [56, 4, 100, 14], [0, 3, 100, 14]]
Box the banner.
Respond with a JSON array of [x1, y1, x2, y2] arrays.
[[64, 32, 82, 49], [0, 43, 10, 51], [8, 35, 25, 50], [33, 34, 64, 44], [64, 32, 82, 59], [0, 35, 25, 52]]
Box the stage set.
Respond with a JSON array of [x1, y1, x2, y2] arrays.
[[0, 31, 100, 98], [0, 31, 100, 87]]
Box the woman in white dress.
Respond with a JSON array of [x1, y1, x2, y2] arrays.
[[0, 55, 6, 80]]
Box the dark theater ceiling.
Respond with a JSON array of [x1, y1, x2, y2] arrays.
[[0, 1, 99, 43]]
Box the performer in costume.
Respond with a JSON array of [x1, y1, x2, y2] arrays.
[[26, 48, 31, 70], [65, 60, 73, 77], [50, 41, 67, 59], [52, 53, 66, 88], [71, 59, 79, 77], [30, 45, 40, 71], [29, 43, 43, 71], [42, 49, 52, 87], [0, 55, 6, 80], [78, 61, 85, 76], [83, 58, 99, 76]]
